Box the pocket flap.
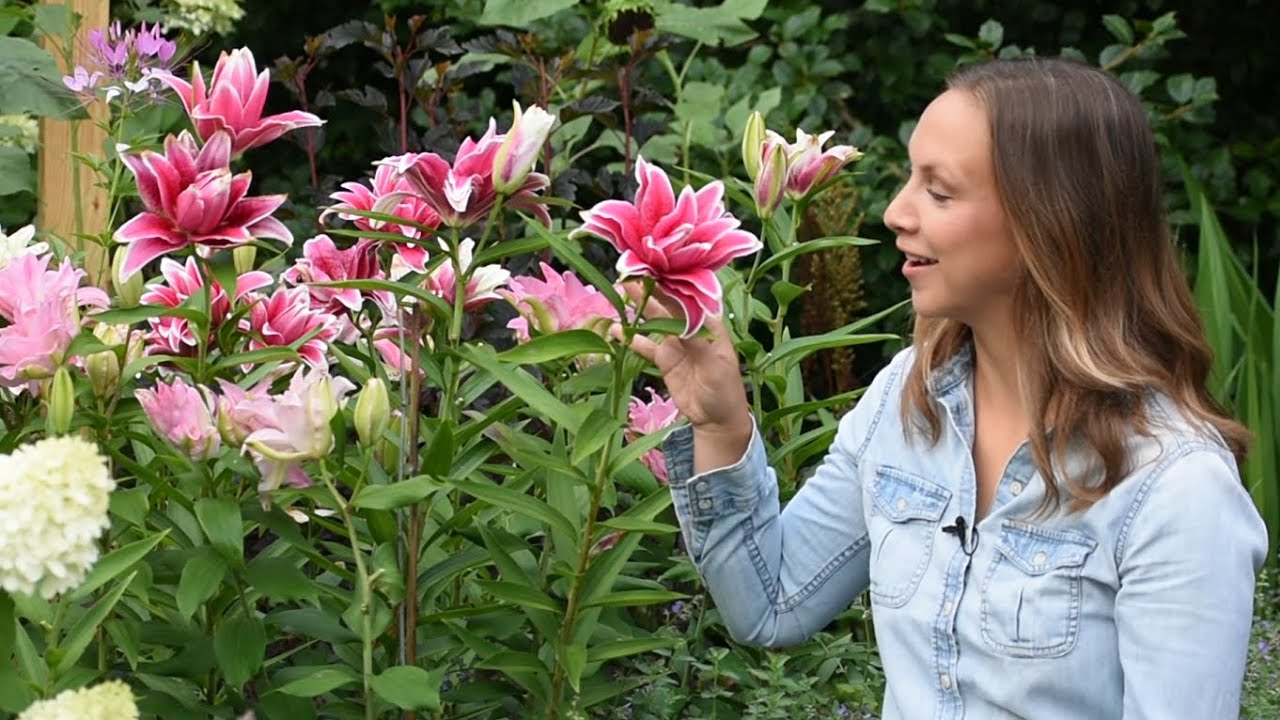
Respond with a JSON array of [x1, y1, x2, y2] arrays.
[[994, 521, 1096, 575], [870, 467, 950, 522]]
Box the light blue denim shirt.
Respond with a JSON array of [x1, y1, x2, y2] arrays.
[[664, 346, 1268, 720]]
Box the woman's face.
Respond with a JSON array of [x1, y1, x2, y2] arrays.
[[884, 89, 1022, 331]]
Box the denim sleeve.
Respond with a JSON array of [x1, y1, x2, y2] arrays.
[[662, 354, 906, 648], [1114, 448, 1269, 719]]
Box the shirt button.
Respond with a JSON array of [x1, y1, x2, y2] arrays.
[[942, 601, 953, 615], [1010, 481, 1024, 496], [895, 498, 908, 512], [695, 481, 709, 493], [940, 674, 952, 690], [1033, 551, 1048, 565]]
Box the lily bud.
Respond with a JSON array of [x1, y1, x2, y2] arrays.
[[47, 366, 75, 435], [85, 324, 128, 399], [492, 101, 556, 195], [353, 377, 391, 449], [377, 410, 404, 468], [753, 140, 788, 220], [741, 111, 767, 181], [112, 246, 144, 308], [233, 244, 257, 276]]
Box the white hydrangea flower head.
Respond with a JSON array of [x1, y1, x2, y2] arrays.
[[0, 436, 115, 598], [17, 680, 138, 720], [0, 224, 47, 270], [0, 114, 40, 154], [164, 0, 245, 36]]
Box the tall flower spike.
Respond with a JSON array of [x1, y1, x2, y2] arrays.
[[159, 47, 323, 156], [572, 157, 762, 337]]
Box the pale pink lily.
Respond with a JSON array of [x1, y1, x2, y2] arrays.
[[0, 254, 109, 388], [135, 377, 221, 461], [500, 262, 621, 342], [626, 388, 682, 485], [764, 128, 863, 200], [572, 157, 762, 337], [139, 256, 272, 356], [212, 378, 271, 448], [419, 238, 510, 311], [0, 223, 48, 269], [324, 163, 440, 273], [238, 366, 356, 498], [379, 119, 550, 229], [114, 130, 291, 280], [492, 101, 556, 194], [159, 47, 324, 156], [241, 286, 340, 368]]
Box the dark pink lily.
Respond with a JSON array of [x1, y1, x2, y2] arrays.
[[114, 131, 291, 280], [573, 157, 762, 337], [159, 47, 323, 156], [139, 256, 271, 356]]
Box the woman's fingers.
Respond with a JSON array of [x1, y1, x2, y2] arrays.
[[608, 321, 661, 363]]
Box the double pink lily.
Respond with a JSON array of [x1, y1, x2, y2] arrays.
[[573, 157, 762, 337], [114, 131, 291, 280], [160, 47, 323, 157]]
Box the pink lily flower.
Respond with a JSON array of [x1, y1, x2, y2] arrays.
[[114, 130, 292, 280], [492, 101, 556, 194], [379, 119, 551, 229], [0, 254, 109, 388], [212, 378, 271, 448], [418, 238, 510, 311], [626, 388, 682, 485], [764, 128, 863, 200], [159, 47, 324, 156], [238, 366, 356, 498], [283, 235, 389, 315], [135, 377, 221, 461], [139, 256, 272, 356], [324, 163, 439, 273], [241, 286, 340, 368], [573, 156, 762, 337], [500, 262, 622, 342]]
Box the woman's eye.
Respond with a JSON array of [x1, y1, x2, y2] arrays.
[[926, 187, 951, 202]]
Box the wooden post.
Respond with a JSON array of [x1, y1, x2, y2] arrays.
[[38, 0, 111, 289]]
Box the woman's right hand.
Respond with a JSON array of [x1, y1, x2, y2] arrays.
[[613, 282, 754, 471]]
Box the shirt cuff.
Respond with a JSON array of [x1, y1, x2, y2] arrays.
[[663, 416, 767, 521]]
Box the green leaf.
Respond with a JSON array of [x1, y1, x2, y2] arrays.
[[978, 19, 1004, 48], [215, 612, 266, 690], [371, 666, 445, 710], [475, 650, 547, 674], [210, 346, 302, 372], [498, 329, 613, 365], [55, 572, 135, 674], [1102, 14, 1134, 45], [91, 304, 205, 326], [753, 236, 877, 277], [656, 0, 768, 46], [475, 580, 562, 615], [597, 517, 680, 534], [454, 479, 578, 542], [273, 666, 358, 697], [69, 531, 168, 602], [587, 637, 677, 662], [458, 343, 581, 428], [177, 549, 227, 619], [352, 475, 444, 510], [0, 594, 12, 661], [246, 556, 319, 604], [309, 278, 453, 320], [770, 279, 807, 305], [195, 497, 243, 565], [478, 0, 577, 27], [0, 37, 75, 117], [561, 643, 587, 693], [608, 429, 671, 476], [0, 146, 33, 196], [423, 420, 455, 478], [571, 407, 622, 466], [583, 589, 687, 609], [1166, 73, 1195, 104]]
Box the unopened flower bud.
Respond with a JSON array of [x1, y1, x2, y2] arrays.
[[112, 246, 144, 307], [47, 366, 75, 435], [753, 140, 788, 220], [377, 410, 404, 468], [353, 377, 391, 449], [492, 101, 556, 195], [233, 244, 257, 276], [741, 111, 767, 181], [85, 324, 128, 399]]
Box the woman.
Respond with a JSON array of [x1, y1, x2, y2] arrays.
[[622, 57, 1268, 719]]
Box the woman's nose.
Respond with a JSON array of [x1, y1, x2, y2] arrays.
[[883, 185, 915, 235]]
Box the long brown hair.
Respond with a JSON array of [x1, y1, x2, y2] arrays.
[[900, 57, 1249, 510]]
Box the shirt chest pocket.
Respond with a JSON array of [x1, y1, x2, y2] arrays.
[[980, 521, 1097, 658], [867, 467, 950, 608]]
